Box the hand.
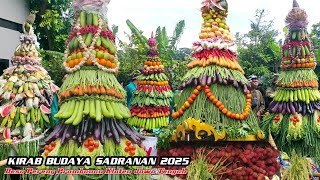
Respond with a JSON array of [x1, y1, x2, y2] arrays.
[[257, 111, 261, 117]]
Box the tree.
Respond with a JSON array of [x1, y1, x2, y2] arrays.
[[116, 20, 191, 89], [28, 0, 73, 52], [310, 22, 320, 60], [236, 9, 281, 89]]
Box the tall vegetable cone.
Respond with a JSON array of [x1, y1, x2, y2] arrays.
[[39, 0, 146, 177], [261, 0, 320, 160], [0, 12, 58, 180], [127, 33, 173, 134], [157, 0, 280, 179]]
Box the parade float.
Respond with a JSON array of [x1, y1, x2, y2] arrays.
[[0, 11, 59, 179], [38, 0, 148, 179], [261, 0, 320, 160], [157, 0, 281, 179], [127, 33, 173, 156], [127, 33, 173, 133]]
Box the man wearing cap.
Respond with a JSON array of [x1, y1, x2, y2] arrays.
[[250, 75, 265, 122], [125, 75, 138, 109]]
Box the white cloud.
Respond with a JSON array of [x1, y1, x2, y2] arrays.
[[107, 0, 320, 48]]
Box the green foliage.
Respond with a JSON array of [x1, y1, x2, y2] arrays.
[[117, 20, 190, 89], [236, 9, 281, 90], [29, 0, 73, 51], [40, 50, 66, 87], [311, 22, 320, 60]]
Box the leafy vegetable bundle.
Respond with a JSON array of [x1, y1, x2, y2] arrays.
[[127, 34, 173, 131], [40, 1, 147, 177], [261, 0, 320, 160]]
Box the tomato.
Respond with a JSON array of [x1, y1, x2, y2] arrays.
[[50, 141, 56, 147], [89, 146, 94, 152], [129, 150, 135, 156], [129, 146, 136, 151], [87, 137, 93, 142], [48, 146, 54, 152], [94, 143, 99, 148], [84, 142, 89, 147], [44, 151, 49, 156], [44, 145, 49, 150], [125, 141, 131, 146], [89, 141, 94, 146], [125, 147, 130, 152]]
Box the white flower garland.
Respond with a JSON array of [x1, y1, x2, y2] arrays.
[[64, 13, 119, 73], [192, 37, 237, 54]]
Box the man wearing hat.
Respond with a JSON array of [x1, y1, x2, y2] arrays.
[[249, 75, 265, 122]]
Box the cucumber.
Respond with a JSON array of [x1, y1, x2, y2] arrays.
[[89, 99, 96, 119], [86, 13, 93, 25], [301, 46, 305, 57], [83, 99, 90, 115], [20, 113, 26, 126], [95, 100, 102, 122], [85, 33, 93, 46], [65, 101, 80, 124], [60, 100, 75, 119], [80, 11, 86, 27], [102, 101, 113, 118], [73, 100, 85, 126], [110, 102, 123, 120], [105, 101, 115, 118]]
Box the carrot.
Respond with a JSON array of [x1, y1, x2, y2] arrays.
[[65, 91, 71, 98], [88, 86, 93, 94], [72, 87, 79, 95], [100, 86, 106, 94], [78, 86, 84, 96]]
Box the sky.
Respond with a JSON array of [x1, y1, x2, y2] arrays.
[[108, 0, 320, 48]]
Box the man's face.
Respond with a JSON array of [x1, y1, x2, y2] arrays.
[[251, 79, 259, 89]]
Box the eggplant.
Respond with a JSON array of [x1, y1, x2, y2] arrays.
[[206, 77, 212, 85], [286, 103, 291, 114], [216, 72, 222, 84], [269, 101, 276, 110], [100, 119, 105, 143], [212, 73, 217, 83], [281, 103, 287, 114], [66, 126, 74, 139], [293, 102, 298, 112], [270, 103, 279, 113], [193, 78, 198, 86], [310, 103, 314, 113], [298, 102, 302, 113], [53, 124, 66, 139], [105, 119, 112, 137], [239, 79, 245, 87], [227, 77, 234, 83], [200, 75, 207, 86], [186, 77, 194, 86], [45, 122, 63, 143], [117, 120, 132, 136], [302, 103, 306, 115], [94, 122, 101, 140], [289, 102, 295, 115], [277, 103, 283, 113], [233, 81, 239, 88], [113, 119, 125, 136], [314, 103, 320, 110], [128, 125, 145, 140], [307, 104, 312, 114], [222, 79, 227, 85], [61, 125, 70, 145], [110, 119, 120, 144]]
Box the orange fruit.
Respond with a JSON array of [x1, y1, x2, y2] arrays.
[[106, 60, 112, 68], [86, 58, 93, 65], [100, 59, 107, 66], [111, 63, 116, 68]]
